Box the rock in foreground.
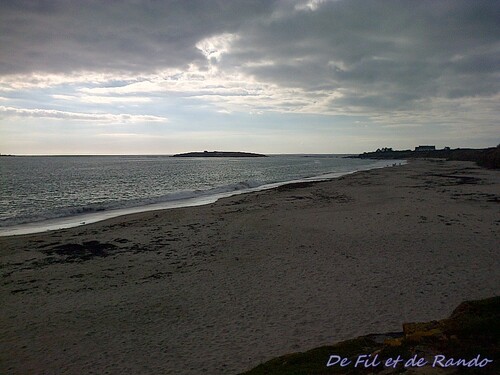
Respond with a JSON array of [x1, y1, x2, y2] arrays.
[[240, 296, 499, 374]]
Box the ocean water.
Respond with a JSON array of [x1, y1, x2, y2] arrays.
[[0, 155, 403, 235]]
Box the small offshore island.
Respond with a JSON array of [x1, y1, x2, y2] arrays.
[[172, 151, 267, 157]]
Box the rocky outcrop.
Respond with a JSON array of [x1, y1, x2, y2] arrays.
[[350, 146, 500, 169], [240, 296, 499, 374]]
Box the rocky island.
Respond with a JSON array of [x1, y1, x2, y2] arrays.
[[172, 151, 267, 157]]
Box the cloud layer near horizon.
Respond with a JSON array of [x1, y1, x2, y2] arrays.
[[1, 0, 499, 153]]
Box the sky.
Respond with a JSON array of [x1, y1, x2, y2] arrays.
[[0, 0, 499, 155]]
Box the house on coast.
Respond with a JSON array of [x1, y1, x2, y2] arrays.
[[415, 145, 436, 152]]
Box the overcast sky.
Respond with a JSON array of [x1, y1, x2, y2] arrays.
[[1, 0, 499, 154]]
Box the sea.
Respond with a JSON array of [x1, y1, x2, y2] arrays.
[[0, 155, 404, 236]]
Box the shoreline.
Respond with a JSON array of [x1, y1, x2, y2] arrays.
[[0, 159, 403, 237], [1, 159, 499, 374]]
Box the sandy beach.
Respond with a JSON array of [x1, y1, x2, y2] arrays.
[[1, 159, 499, 374]]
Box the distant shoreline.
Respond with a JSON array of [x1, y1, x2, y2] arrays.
[[349, 145, 500, 169]]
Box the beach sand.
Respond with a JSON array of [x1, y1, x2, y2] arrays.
[[1, 160, 499, 374]]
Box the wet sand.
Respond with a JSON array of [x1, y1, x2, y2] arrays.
[[1, 159, 499, 374]]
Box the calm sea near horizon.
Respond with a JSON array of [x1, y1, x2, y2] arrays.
[[0, 155, 403, 235]]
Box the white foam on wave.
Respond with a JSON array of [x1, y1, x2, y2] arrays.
[[0, 179, 267, 228]]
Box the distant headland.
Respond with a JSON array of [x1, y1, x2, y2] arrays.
[[172, 151, 267, 157], [350, 145, 500, 169]]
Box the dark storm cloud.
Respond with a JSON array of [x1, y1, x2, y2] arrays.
[[227, 0, 499, 109], [1, 0, 498, 113], [0, 0, 277, 74]]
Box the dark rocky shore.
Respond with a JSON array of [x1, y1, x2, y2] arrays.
[[240, 296, 499, 374], [350, 145, 500, 169], [172, 151, 267, 157]]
